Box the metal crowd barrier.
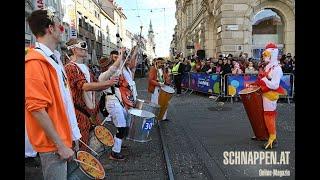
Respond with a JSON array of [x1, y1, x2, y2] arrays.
[[170, 71, 295, 103], [223, 73, 295, 103]]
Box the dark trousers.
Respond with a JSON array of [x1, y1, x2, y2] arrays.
[[174, 74, 182, 94]]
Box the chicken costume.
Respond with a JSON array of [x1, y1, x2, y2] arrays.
[[255, 43, 285, 149]]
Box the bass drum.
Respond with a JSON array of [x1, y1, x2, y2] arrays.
[[239, 87, 269, 140]]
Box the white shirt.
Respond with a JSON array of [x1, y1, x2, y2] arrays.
[[73, 62, 95, 110], [35, 42, 82, 141]]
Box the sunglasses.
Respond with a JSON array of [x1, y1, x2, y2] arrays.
[[68, 41, 87, 50]]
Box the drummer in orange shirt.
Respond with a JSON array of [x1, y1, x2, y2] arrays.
[[148, 58, 171, 121]]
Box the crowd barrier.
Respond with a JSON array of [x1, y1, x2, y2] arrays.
[[174, 72, 294, 99]]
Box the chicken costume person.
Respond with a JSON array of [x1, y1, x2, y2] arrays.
[[254, 43, 285, 149]]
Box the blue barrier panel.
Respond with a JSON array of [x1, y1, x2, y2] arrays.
[[279, 74, 294, 97], [226, 74, 257, 96], [189, 72, 221, 94], [225, 73, 294, 97], [181, 73, 190, 89]]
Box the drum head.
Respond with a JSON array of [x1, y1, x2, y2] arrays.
[[129, 108, 155, 118], [161, 85, 175, 94], [239, 86, 260, 95], [94, 126, 114, 147], [77, 151, 105, 179]]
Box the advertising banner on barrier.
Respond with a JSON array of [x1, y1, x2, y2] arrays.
[[226, 74, 293, 97], [181, 74, 189, 89], [189, 73, 221, 94]]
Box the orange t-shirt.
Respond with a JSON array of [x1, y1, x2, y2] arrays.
[[25, 49, 72, 152]]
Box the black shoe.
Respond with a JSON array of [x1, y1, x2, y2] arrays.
[[109, 151, 125, 161], [25, 157, 41, 168], [162, 118, 170, 121]]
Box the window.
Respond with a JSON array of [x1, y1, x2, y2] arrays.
[[78, 18, 82, 27], [86, 37, 90, 49], [91, 40, 95, 50]]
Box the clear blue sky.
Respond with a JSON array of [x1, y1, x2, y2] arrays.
[[115, 0, 176, 57]]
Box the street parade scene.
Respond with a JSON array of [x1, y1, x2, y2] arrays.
[[25, 0, 295, 179]]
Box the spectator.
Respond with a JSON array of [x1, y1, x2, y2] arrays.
[[206, 62, 216, 74], [245, 61, 258, 74], [215, 59, 223, 74], [184, 59, 192, 72], [195, 58, 202, 72], [232, 62, 243, 74], [227, 59, 233, 69], [282, 55, 293, 73], [221, 57, 232, 76], [190, 59, 196, 71], [201, 59, 211, 73]]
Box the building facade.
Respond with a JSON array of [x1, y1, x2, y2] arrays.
[[25, 0, 64, 47], [173, 0, 295, 59]]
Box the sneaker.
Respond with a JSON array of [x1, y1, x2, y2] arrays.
[[209, 96, 217, 100], [109, 151, 125, 161]]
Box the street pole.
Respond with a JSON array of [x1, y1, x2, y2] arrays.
[[139, 25, 143, 76]]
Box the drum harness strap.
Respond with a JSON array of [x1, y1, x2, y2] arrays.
[[106, 86, 125, 108]]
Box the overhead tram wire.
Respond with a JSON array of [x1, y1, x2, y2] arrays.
[[135, 0, 143, 26]]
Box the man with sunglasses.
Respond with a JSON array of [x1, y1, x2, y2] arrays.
[[25, 8, 81, 180]]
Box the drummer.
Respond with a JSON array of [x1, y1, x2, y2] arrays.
[[251, 43, 285, 149], [98, 48, 136, 161], [148, 57, 171, 121]]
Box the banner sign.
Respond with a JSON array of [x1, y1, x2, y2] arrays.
[[226, 74, 293, 97], [181, 74, 189, 89], [188, 73, 221, 94]]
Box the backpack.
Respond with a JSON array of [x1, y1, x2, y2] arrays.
[[99, 92, 109, 117]]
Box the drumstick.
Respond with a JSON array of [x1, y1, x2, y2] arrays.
[[100, 118, 108, 126], [73, 159, 103, 173], [78, 139, 99, 156]]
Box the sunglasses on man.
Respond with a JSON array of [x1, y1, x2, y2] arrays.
[[67, 41, 88, 50]]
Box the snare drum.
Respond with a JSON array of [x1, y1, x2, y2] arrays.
[[158, 85, 175, 120], [68, 151, 105, 180], [127, 109, 156, 142], [88, 125, 114, 154], [239, 86, 269, 140], [135, 99, 160, 121]]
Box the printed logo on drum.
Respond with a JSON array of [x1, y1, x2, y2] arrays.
[[142, 118, 154, 132]]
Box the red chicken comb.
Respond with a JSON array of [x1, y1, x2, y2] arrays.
[[265, 42, 277, 49]]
